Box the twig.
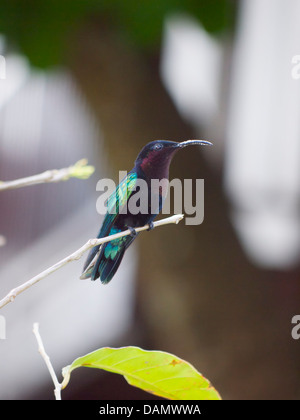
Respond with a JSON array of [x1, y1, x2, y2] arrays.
[[33, 323, 62, 400], [0, 159, 94, 191], [0, 214, 184, 309]]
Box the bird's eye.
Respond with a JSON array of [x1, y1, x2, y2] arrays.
[[153, 143, 162, 150]]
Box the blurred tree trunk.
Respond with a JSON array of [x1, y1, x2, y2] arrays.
[[69, 20, 300, 399]]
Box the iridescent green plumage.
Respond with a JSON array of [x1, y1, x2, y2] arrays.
[[81, 139, 212, 284], [81, 170, 139, 283], [105, 171, 138, 216]]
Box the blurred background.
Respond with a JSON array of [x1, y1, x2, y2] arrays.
[[0, 0, 300, 400]]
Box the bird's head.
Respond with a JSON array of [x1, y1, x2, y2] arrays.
[[135, 139, 212, 177]]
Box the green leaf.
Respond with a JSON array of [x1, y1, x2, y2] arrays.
[[62, 346, 221, 400]]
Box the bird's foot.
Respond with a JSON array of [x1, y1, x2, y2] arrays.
[[127, 226, 137, 238], [147, 221, 154, 231]]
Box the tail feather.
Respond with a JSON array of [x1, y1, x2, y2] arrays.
[[99, 249, 126, 284], [92, 245, 126, 284], [81, 228, 137, 283], [81, 245, 100, 275]]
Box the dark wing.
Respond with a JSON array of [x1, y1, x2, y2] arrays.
[[80, 170, 138, 281]]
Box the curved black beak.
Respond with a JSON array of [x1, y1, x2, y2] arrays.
[[177, 139, 213, 148]]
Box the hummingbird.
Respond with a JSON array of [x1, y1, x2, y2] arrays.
[[81, 139, 212, 284]]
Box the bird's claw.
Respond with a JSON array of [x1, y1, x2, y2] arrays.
[[147, 221, 154, 231], [128, 226, 137, 238]]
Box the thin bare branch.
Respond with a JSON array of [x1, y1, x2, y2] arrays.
[[33, 323, 62, 400], [0, 159, 94, 191], [0, 214, 184, 309]]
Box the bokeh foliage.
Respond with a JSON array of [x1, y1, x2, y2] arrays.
[[0, 0, 234, 68]]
